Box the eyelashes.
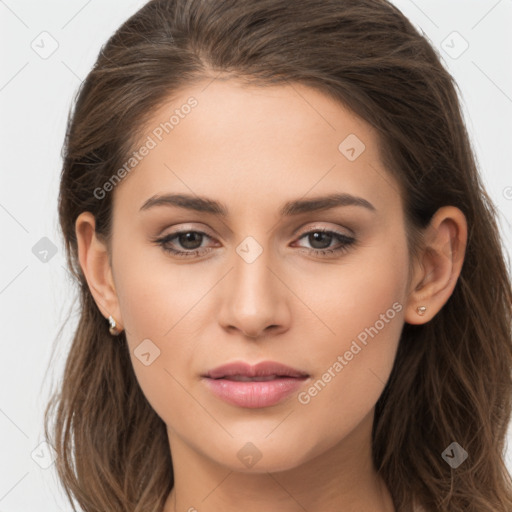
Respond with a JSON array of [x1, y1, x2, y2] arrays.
[[152, 228, 356, 259]]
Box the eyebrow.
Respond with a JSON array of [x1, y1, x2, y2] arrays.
[[139, 192, 377, 216]]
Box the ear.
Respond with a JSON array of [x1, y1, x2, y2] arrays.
[[75, 211, 123, 329], [404, 206, 467, 325]]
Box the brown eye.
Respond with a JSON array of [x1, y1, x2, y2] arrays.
[[176, 231, 204, 250], [294, 229, 356, 257], [154, 230, 214, 258], [306, 231, 334, 249]]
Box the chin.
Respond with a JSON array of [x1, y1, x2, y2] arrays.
[[204, 436, 319, 474]]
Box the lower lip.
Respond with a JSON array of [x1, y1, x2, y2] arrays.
[[203, 377, 307, 408]]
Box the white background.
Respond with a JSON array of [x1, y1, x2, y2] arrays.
[[0, 0, 511, 510]]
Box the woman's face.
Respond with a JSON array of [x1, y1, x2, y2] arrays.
[[108, 79, 412, 472]]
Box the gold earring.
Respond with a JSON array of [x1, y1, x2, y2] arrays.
[[416, 306, 427, 316], [108, 315, 121, 335]]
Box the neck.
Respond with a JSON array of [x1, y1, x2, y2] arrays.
[[163, 409, 395, 512]]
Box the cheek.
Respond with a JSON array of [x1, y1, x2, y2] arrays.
[[115, 273, 200, 428], [294, 235, 408, 432], [114, 237, 212, 340], [112, 242, 219, 421], [295, 226, 407, 348]]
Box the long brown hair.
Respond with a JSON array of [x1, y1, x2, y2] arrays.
[[44, 0, 512, 510]]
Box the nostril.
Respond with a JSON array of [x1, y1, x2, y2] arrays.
[[242, 325, 279, 338]]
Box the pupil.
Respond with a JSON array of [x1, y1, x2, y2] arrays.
[[309, 232, 332, 249], [179, 232, 202, 249]]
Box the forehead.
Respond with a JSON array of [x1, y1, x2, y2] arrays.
[[113, 79, 402, 219]]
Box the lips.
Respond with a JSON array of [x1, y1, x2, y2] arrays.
[[202, 361, 309, 408], [204, 361, 309, 380]]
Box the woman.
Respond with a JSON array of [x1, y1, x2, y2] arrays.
[[44, 0, 512, 510]]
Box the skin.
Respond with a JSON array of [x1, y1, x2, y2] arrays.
[[75, 78, 467, 512]]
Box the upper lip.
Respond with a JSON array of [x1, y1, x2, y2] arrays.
[[204, 361, 309, 379]]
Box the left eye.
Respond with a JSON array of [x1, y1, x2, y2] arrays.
[[293, 229, 356, 256], [153, 228, 356, 258], [153, 231, 213, 257]]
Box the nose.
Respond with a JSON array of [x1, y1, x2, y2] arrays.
[[217, 244, 291, 340]]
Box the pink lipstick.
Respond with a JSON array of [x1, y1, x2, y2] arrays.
[[202, 361, 309, 408]]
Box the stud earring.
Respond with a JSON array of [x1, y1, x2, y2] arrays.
[[108, 315, 122, 335], [416, 306, 427, 316]]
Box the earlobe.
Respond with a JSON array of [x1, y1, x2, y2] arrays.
[[75, 211, 123, 330], [404, 206, 467, 325]]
